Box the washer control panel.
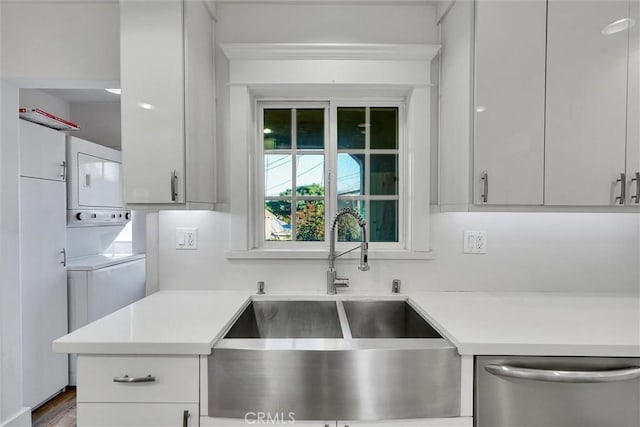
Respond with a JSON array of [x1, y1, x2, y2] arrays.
[[67, 209, 131, 227]]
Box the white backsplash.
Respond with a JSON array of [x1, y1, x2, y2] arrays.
[[149, 211, 640, 295]]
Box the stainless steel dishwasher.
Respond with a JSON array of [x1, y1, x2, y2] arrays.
[[475, 356, 640, 427]]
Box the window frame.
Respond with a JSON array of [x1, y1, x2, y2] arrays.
[[255, 99, 406, 251]]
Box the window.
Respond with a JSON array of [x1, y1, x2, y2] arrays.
[[259, 102, 402, 247]]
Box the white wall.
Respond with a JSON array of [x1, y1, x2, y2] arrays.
[[154, 211, 640, 294], [1, 1, 119, 84], [69, 102, 121, 149], [19, 89, 70, 119]]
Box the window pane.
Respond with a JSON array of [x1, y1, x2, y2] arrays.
[[296, 155, 324, 196], [265, 200, 292, 241], [264, 109, 291, 150], [337, 153, 364, 196], [370, 107, 398, 149], [296, 109, 324, 149], [370, 154, 398, 195], [338, 107, 366, 149], [336, 199, 365, 242], [296, 200, 325, 241], [265, 155, 292, 197], [370, 200, 398, 242]]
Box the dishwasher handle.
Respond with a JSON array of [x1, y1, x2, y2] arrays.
[[485, 364, 640, 383]]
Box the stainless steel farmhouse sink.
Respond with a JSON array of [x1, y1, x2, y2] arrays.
[[208, 299, 460, 421]]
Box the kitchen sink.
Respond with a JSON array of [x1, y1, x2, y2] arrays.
[[342, 300, 442, 338], [208, 298, 460, 421], [225, 301, 343, 338]]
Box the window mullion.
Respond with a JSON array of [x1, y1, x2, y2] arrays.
[[291, 108, 297, 242], [365, 106, 371, 237]]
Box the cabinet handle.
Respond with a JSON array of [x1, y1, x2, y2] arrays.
[[615, 172, 626, 205], [480, 170, 488, 203], [182, 410, 190, 427], [59, 161, 67, 181], [60, 248, 66, 267], [485, 364, 640, 383], [170, 170, 178, 202], [112, 374, 156, 383], [631, 172, 640, 204]]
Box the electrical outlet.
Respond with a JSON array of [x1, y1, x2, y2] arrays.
[[176, 227, 198, 250], [463, 230, 487, 254]]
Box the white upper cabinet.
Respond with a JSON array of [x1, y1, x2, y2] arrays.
[[545, 0, 630, 206], [473, 0, 546, 205], [626, 0, 640, 206], [20, 120, 66, 181], [120, 0, 215, 208]]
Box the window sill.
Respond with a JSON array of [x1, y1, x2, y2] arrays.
[[224, 249, 434, 260]]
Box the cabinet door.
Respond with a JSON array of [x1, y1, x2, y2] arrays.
[[627, 0, 640, 205], [19, 120, 66, 181], [474, 0, 546, 205], [79, 403, 198, 427], [545, 0, 629, 206], [20, 177, 68, 408], [120, 0, 185, 204]]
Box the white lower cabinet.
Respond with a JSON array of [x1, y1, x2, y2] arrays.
[[80, 403, 199, 427], [77, 355, 199, 427]]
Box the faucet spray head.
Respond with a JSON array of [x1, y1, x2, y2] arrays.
[[358, 242, 369, 271]]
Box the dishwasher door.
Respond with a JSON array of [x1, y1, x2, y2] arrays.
[[475, 356, 640, 427]]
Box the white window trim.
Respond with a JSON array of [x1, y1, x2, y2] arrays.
[[223, 43, 439, 260]]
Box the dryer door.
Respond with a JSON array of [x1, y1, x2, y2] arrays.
[[78, 152, 123, 208]]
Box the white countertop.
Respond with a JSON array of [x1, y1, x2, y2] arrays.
[[53, 290, 640, 357], [409, 292, 640, 357], [65, 253, 146, 271]]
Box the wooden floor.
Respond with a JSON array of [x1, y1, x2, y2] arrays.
[[32, 387, 77, 427]]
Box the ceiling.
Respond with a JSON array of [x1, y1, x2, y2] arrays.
[[40, 88, 120, 104]]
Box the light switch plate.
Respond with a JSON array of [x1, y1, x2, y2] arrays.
[[463, 230, 487, 254], [176, 227, 198, 250]]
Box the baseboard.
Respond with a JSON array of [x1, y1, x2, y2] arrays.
[[1, 407, 31, 427]]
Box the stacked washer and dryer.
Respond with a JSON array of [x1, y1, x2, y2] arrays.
[[65, 136, 146, 385]]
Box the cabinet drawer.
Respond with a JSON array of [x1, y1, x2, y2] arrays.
[[78, 355, 199, 403], [79, 403, 198, 427]]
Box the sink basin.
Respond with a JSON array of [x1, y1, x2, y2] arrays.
[[225, 301, 343, 338], [208, 298, 460, 421], [342, 300, 442, 338]]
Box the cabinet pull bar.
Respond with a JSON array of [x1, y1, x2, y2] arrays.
[[171, 170, 178, 202], [485, 364, 640, 383], [112, 374, 156, 383], [183, 410, 190, 427], [480, 171, 489, 203], [60, 248, 66, 267], [631, 172, 640, 204], [59, 161, 67, 181], [615, 172, 626, 205]]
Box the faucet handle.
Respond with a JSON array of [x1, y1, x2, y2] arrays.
[[334, 278, 349, 288]]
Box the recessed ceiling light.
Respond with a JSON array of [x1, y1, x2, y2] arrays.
[[264, 128, 273, 135], [105, 88, 121, 95], [476, 106, 487, 113], [138, 102, 154, 110], [602, 18, 635, 35]]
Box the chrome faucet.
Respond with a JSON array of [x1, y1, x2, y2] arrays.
[[327, 208, 370, 294]]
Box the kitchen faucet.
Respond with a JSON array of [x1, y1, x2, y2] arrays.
[[327, 208, 369, 294]]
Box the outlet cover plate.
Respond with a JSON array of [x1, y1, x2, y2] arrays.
[[463, 230, 487, 254], [176, 227, 198, 250]]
